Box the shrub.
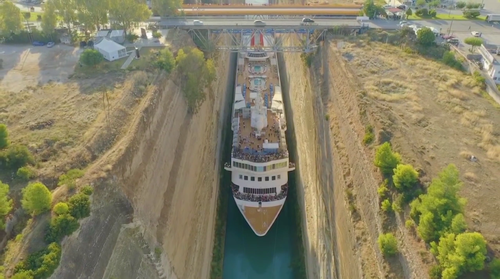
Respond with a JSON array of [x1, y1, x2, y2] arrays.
[[58, 168, 85, 190], [392, 195, 404, 212], [0, 180, 13, 229], [410, 164, 466, 243], [68, 193, 91, 219], [442, 51, 464, 71], [393, 164, 419, 192], [156, 48, 175, 73], [417, 27, 436, 46], [363, 125, 375, 145], [456, 1, 466, 8], [377, 180, 389, 198], [472, 71, 486, 89], [126, 33, 139, 42], [0, 123, 8, 149], [490, 258, 500, 279], [374, 142, 401, 175], [381, 199, 392, 212], [429, 265, 442, 279], [152, 31, 162, 38], [53, 202, 69, 215], [428, 9, 437, 17], [14, 242, 61, 279], [3, 145, 34, 170], [463, 10, 481, 18], [80, 49, 104, 67], [432, 232, 487, 279], [17, 166, 36, 180], [378, 233, 398, 257], [81, 185, 93, 196], [405, 219, 415, 228], [11, 271, 34, 279], [21, 182, 52, 216], [45, 213, 79, 243], [415, 8, 428, 17]]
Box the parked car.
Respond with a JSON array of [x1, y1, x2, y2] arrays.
[[32, 41, 46, 46], [471, 31, 482, 37], [46, 42, 55, 48], [254, 20, 266, 26], [193, 20, 203, 25], [446, 38, 459, 46], [302, 17, 314, 23]]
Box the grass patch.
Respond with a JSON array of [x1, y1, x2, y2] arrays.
[[128, 46, 165, 70], [408, 14, 486, 20], [363, 125, 375, 145]]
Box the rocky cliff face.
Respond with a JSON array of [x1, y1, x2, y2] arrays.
[[51, 50, 230, 279]]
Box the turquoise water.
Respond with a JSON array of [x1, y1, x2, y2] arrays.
[[222, 195, 294, 279], [254, 79, 262, 86], [255, 66, 262, 72]]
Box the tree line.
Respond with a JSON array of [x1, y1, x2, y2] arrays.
[[372, 141, 500, 279], [0, 0, 182, 40]]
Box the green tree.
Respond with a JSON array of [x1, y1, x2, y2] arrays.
[[45, 213, 79, 243], [41, 1, 58, 34], [416, 0, 426, 7], [11, 271, 34, 279], [53, 202, 69, 215], [175, 47, 217, 113], [393, 164, 419, 192], [152, 0, 181, 17], [58, 168, 85, 189], [80, 49, 104, 67], [378, 233, 398, 257], [50, 0, 77, 31], [490, 258, 500, 279], [75, 0, 110, 32], [406, 8, 413, 17], [0, 180, 13, 229], [21, 182, 52, 216], [381, 199, 392, 212], [374, 142, 401, 175], [417, 27, 436, 46], [109, 0, 151, 32], [450, 213, 466, 234], [0, 1, 23, 34], [81, 185, 93, 196], [17, 166, 36, 180], [433, 232, 487, 279], [4, 145, 34, 170], [156, 48, 175, 73], [464, 37, 483, 52], [410, 164, 466, 242], [68, 193, 91, 219], [0, 123, 8, 149]]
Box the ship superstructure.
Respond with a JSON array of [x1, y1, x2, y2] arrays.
[[224, 33, 296, 236]]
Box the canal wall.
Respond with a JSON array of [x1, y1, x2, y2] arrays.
[[278, 43, 362, 279]]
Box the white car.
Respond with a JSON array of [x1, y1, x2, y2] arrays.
[[254, 20, 266, 26], [471, 31, 482, 37], [193, 20, 203, 25]]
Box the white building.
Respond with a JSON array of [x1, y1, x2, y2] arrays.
[[478, 43, 500, 83], [94, 38, 128, 61]]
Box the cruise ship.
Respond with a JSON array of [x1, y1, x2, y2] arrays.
[[224, 33, 296, 236]]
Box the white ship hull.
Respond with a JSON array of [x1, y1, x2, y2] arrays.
[[225, 32, 295, 237]]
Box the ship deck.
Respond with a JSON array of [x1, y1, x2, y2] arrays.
[[235, 57, 281, 152], [243, 204, 283, 236]]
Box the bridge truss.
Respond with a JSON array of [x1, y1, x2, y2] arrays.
[[185, 27, 332, 53]]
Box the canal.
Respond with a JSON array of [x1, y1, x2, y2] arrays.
[[219, 50, 304, 278]]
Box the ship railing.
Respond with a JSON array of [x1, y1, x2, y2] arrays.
[[224, 162, 231, 168], [232, 148, 289, 163], [232, 184, 288, 202]]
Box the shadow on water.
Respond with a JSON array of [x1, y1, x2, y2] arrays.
[[220, 52, 304, 279]]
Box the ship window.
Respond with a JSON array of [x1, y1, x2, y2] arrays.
[[265, 177, 269, 181], [251, 177, 255, 181], [244, 175, 248, 180], [277, 175, 281, 179], [258, 177, 262, 182], [272, 176, 276, 181], [239, 174, 243, 179]]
